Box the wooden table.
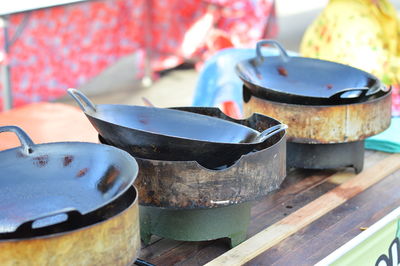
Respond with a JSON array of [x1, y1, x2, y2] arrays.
[[139, 148, 400, 265], [1, 103, 399, 266]]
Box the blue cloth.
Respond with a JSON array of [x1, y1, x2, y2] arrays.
[[365, 117, 400, 153], [192, 47, 296, 111]]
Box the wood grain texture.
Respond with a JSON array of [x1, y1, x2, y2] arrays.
[[248, 169, 400, 265], [205, 153, 400, 266]]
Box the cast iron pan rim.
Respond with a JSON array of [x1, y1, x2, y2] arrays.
[[0, 140, 138, 216], [87, 105, 277, 146], [236, 55, 384, 99], [99, 130, 286, 173], [244, 86, 392, 107], [0, 186, 138, 242]]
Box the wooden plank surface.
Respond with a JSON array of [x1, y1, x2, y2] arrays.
[[206, 153, 400, 266], [247, 166, 400, 265], [140, 151, 400, 265]]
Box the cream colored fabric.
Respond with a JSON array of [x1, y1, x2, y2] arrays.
[[300, 0, 399, 85]]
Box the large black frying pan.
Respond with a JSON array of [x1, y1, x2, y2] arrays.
[[68, 89, 287, 169], [235, 40, 390, 105], [0, 126, 138, 234]]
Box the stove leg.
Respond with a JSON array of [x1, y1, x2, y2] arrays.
[[229, 230, 247, 248], [353, 159, 364, 174], [141, 231, 152, 246], [139, 207, 152, 245]]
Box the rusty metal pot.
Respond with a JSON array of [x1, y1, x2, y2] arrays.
[[243, 86, 392, 143], [0, 186, 140, 266]]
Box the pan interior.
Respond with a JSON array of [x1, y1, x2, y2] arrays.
[[91, 105, 260, 144], [236, 56, 377, 99], [0, 142, 137, 233]]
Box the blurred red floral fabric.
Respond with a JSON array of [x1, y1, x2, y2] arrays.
[[0, 0, 276, 109]]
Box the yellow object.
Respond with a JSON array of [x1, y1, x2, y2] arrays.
[[300, 0, 400, 85]]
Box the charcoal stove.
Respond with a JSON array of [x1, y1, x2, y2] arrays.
[[236, 39, 392, 173], [243, 85, 392, 173], [99, 107, 286, 247]]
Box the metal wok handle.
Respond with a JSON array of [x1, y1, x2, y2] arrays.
[[14, 207, 82, 233], [0, 125, 35, 154], [256, 40, 290, 63], [329, 87, 369, 100], [255, 124, 288, 143], [365, 83, 391, 96], [67, 88, 97, 113], [329, 83, 390, 100]]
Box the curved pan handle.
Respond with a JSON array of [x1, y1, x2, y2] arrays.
[[67, 88, 97, 113], [329, 87, 369, 100], [329, 84, 390, 101], [365, 84, 391, 96], [255, 124, 288, 143], [256, 40, 290, 63], [14, 207, 81, 233], [0, 125, 35, 155]]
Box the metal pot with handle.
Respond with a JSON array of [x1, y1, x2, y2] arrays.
[[236, 40, 390, 105], [68, 88, 287, 169], [0, 126, 141, 265]]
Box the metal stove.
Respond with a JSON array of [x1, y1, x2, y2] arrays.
[[139, 202, 251, 248], [99, 107, 286, 247], [287, 141, 364, 174], [243, 85, 392, 173]]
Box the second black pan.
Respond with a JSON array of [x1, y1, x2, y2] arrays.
[[68, 89, 287, 169], [235, 40, 390, 105]]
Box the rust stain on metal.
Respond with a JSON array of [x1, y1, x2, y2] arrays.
[[243, 90, 392, 143], [63, 155, 74, 167], [33, 155, 49, 167], [76, 168, 89, 177], [97, 166, 120, 192], [138, 119, 148, 125], [277, 66, 288, 77]]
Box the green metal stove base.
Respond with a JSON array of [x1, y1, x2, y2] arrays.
[[140, 202, 252, 248]]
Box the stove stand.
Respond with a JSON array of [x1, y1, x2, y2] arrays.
[[287, 140, 364, 174], [140, 202, 251, 248]]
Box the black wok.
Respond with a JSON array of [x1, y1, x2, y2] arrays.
[[235, 40, 390, 105], [0, 126, 138, 234], [68, 89, 287, 169]]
